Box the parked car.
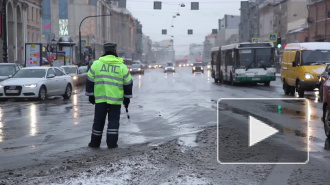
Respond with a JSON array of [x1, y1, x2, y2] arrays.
[[164, 63, 175, 73], [319, 64, 330, 101], [0, 63, 23, 82], [192, 62, 204, 73], [130, 64, 144, 75], [61, 65, 87, 86], [0, 67, 73, 101]]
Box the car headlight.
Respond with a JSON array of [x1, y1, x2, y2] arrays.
[[24, 84, 37, 88], [73, 76, 78, 80], [201, 67, 204, 70], [0, 84, 3, 88], [149, 66, 151, 68], [138, 68, 141, 71], [305, 73, 314, 80], [130, 69, 132, 71], [193, 67, 196, 70]]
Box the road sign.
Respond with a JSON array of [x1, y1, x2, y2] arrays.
[[251, 37, 260, 43], [268, 33, 278, 42]]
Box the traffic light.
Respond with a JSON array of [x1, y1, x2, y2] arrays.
[[197, 57, 200, 61], [185, 57, 188, 61], [277, 37, 282, 49]]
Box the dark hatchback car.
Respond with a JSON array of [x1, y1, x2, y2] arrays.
[[192, 62, 204, 73], [0, 63, 23, 82], [130, 64, 144, 75]]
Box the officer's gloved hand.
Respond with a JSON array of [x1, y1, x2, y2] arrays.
[[89, 96, 95, 105], [123, 98, 130, 109]]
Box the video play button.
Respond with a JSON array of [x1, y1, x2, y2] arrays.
[[217, 99, 309, 164], [249, 116, 278, 147]]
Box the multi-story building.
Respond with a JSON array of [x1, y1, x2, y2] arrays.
[[41, 0, 138, 63], [240, 0, 266, 42], [308, 0, 330, 42], [216, 14, 240, 46], [203, 34, 217, 63], [259, 0, 308, 43], [142, 35, 152, 63], [259, 0, 275, 41], [0, 0, 42, 64]]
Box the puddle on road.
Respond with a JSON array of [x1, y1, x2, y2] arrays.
[[266, 105, 320, 121], [177, 135, 198, 147], [0, 144, 41, 152]]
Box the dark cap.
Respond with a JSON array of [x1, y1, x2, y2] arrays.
[[104, 43, 117, 52]]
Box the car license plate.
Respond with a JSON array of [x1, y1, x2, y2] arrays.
[[252, 78, 261, 81], [6, 90, 19, 93]]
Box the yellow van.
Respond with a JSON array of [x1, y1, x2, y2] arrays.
[[281, 42, 330, 97]]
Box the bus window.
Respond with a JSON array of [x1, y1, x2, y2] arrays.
[[211, 52, 217, 65], [225, 50, 234, 66], [221, 51, 225, 66], [256, 48, 273, 68], [238, 49, 253, 68]]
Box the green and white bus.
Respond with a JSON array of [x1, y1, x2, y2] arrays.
[[211, 42, 276, 86]]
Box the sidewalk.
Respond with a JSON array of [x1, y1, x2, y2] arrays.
[[276, 73, 281, 78]]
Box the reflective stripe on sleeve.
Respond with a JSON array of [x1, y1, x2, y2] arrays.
[[87, 76, 94, 82], [123, 72, 130, 79], [93, 130, 102, 133], [95, 96, 123, 102], [95, 81, 123, 87], [107, 132, 118, 135], [89, 68, 95, 76], [85, 92, 94, 96], [124, 94, 133, 98], [123, 79, 133, 85], [95, 75, 123, 82]]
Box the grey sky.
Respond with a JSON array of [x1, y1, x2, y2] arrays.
[[126, 0, 241, 56]]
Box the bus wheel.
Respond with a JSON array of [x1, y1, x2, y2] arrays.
[[283, 81, 290, 95], [264, 82, 270, 86]]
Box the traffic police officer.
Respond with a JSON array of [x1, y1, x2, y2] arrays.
[[85, 43, 133, 148]]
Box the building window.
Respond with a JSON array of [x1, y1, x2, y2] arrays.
[[32, 7, 34, 21], [28, 32, 30, 42], [32, 33, 34, 42], [36, 9, 39, 23], [89, 0, 97, 6]]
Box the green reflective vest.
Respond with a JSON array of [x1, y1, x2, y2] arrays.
[[88, 55, 132, 104]]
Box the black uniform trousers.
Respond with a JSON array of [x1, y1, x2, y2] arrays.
[[90, 103, 121, 147]]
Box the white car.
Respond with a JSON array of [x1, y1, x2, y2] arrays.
[[0, 67, 73, 101]]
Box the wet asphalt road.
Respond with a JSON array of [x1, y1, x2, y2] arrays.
[[0, 67, 330, 184]]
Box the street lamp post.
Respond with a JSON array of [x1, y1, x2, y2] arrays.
[[79, 14, 111, 65], [2, 0, 8, 63]]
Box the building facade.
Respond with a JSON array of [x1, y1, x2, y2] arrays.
[[1, 0, 42, 64], [308, 0, 330, 42], [239, 0, 265, 42], [258, 0, 308, 43], [216, 14, 240, 46], [41, 0, 138, 63]]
